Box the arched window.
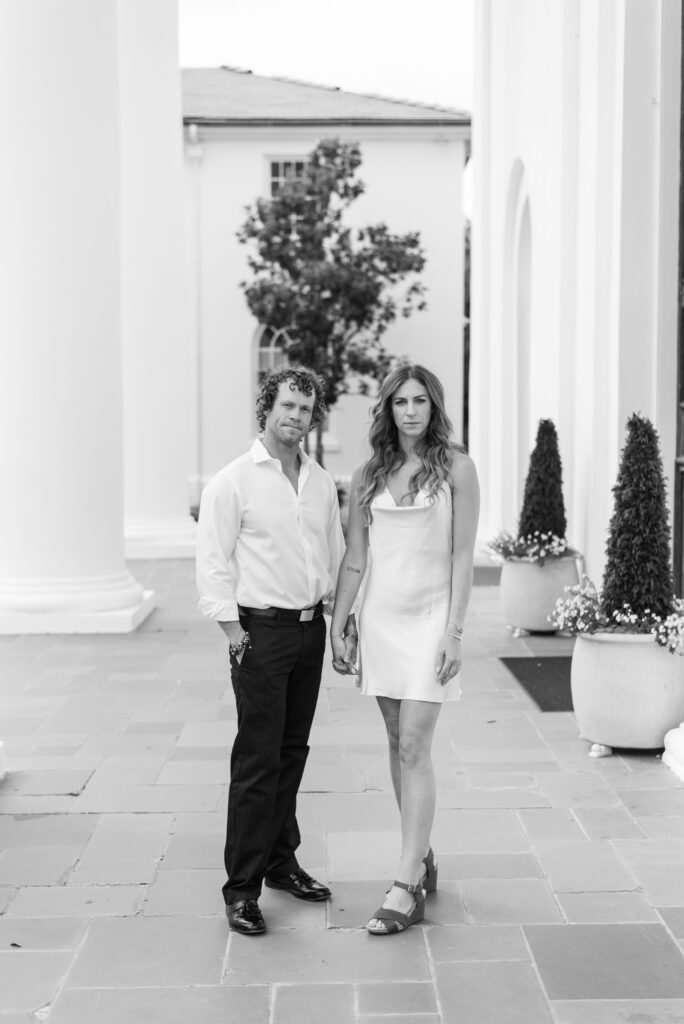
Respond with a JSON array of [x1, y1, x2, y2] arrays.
[[257, 326, 291, 380]]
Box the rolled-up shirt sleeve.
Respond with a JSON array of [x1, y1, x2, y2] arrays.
[[196, 474, 242, 621]]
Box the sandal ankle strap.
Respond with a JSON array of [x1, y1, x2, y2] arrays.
[[393, 879, 422, 895]]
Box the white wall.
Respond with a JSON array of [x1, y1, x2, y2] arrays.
[[471, 0, 681, 581], [184, 124, 468, 481]]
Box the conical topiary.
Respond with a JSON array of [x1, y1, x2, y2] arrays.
[[518, 419, 567, 540], [601, 414, 674, 620]]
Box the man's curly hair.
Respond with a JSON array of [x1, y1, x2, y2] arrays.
[[256, 366, 327, 432]]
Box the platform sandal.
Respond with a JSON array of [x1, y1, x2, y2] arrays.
[[423, 848, 438, 895], [366, 880, 426, 935]]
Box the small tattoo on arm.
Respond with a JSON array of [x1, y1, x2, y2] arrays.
[[346, 566, 362, 574]]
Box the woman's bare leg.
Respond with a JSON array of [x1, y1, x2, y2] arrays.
[[368, 699, 441, 930], [375, 696, 401, 810]]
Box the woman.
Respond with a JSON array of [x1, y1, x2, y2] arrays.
[[330, 364, 479, 935]]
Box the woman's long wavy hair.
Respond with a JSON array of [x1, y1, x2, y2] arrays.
[[358, 364, 464, 524]]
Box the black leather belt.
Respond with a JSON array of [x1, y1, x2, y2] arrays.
[[238, 601, 323, 623]]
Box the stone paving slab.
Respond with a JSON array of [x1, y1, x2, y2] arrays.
[[49, 985, 270, 1024], [517, 807, 586, 840], [659, 908, 684, 939], [557, 891, 660, 923], [435, 960, 555, 1023], [572, 805, 647, 839], [431, 808, 531, 853], [532, 840, 638, 892], [70, 782, 224, 813], [68, 812, 173, 884], [1, 563, 684, 1021], [551, 1000, 684, 1024], [0, 950, 72, 1013], [66, 915, 227, 988], [224, 927, 430, 985], [357, 980, 438, 1014], [524, 923, 684, 999], [6, 884, 146, 918], [362, 1017, 439, 1024], [0, 814, 98, 848], [426, 922, 528, 961], [461, 877, 563, 924], [273, 983, 355, 1024], [0, 917, 88, 950], [0, 846, 82, 885], [625, 864, 684, 905], [436, 852, 543, 878]]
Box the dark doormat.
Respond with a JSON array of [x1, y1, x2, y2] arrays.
[[500, 656, 573, 712]]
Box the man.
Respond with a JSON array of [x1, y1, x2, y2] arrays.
[[196, 366, 355, 935]]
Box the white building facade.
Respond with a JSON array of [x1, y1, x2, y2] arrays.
[[182, 68, 471, 491], [470, 0, 682, 581]]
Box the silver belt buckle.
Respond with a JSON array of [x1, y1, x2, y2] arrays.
[[299, 607, 315, 622]]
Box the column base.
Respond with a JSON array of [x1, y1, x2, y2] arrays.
[[663, 723, 684, 782], [125, 517, 197, 559], [0, 589, 155, 635]]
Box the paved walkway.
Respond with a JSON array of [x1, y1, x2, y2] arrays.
[[2, 560, 684, 1023]]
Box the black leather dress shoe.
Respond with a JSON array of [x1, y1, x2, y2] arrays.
[[226, 898, 266, 934], [265, 868, 331, 902]]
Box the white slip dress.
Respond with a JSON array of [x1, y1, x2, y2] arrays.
[[356, 483, 462, 703]]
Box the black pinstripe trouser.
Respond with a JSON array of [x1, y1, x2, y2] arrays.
[[223, 613, 326, 905]]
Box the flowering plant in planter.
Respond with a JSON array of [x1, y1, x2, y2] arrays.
[[553, 576, 684, 653], [489, 419, 572, 564], [489, 530, 568, 565], [551, 414, 684, 653], [491, 419, 579, 633]]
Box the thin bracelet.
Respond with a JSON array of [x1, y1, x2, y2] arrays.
[[446, 625, 464, 640]]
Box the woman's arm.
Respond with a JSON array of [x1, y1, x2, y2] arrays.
[[331, 464, 369, 674], [435, 454, 481, 685]]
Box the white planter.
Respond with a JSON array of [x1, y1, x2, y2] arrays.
[[571, 632, 684, 753], [500, 554, 580, 632]]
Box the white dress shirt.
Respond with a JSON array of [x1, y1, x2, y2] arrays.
[[196, 439, 345, 622]]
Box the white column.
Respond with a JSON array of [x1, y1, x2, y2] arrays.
[[647, 0, 684, 778], [184, 124, 205, 511], [616, 0, 680, 502], [470, 0, 497, 545], [0, 0, 154, 633], [118, 0, 196, 558]]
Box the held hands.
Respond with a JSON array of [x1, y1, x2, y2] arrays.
[[331, 632, 358, 675], [435, 635, 461, 686]]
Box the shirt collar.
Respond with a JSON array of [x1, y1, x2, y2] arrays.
[[250, 436, 312, 466]]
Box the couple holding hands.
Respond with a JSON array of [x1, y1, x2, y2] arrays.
[[196, 363, 479, 936]]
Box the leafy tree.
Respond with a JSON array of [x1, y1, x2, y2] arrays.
[[238, 138, 427, 463], [518, 419, 567, 540], [601, 414, 674, 619]]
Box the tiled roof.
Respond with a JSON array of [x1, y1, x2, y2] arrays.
[[182, 66, 470, 126]]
